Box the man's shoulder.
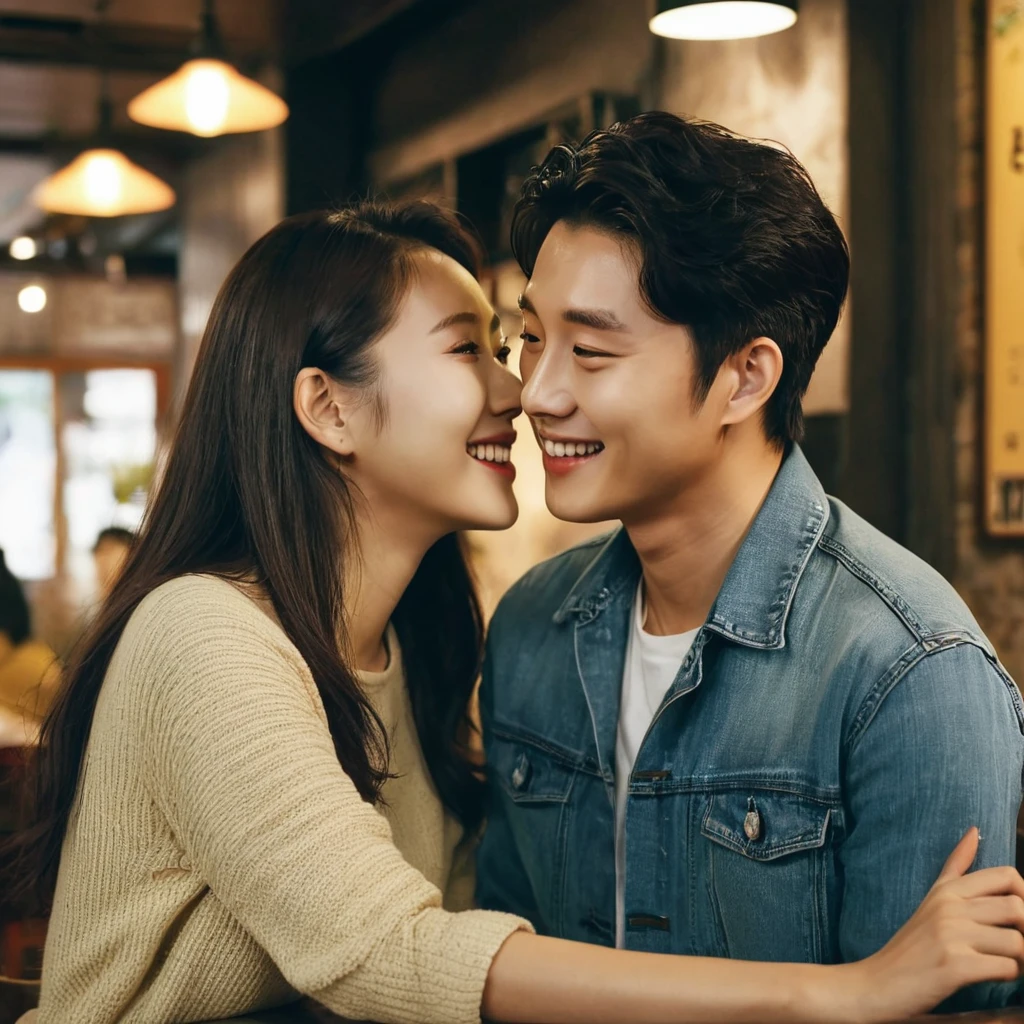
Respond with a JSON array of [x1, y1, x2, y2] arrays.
[[490, 529, 618, 638], [816, 497, 990, 650]]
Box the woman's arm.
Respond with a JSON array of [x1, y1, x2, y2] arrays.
[[482, 829, 1024, 1024]]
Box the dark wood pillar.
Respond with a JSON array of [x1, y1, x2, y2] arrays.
[[843, 0, 959, 576]]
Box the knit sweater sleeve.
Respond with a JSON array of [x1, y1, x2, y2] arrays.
[[136, 579, 528, 1024]]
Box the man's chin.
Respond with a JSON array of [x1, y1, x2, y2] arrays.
[[544, 484, 616, 525]]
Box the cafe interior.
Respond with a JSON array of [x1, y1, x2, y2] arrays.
[[0, 0, 1023, 1020]]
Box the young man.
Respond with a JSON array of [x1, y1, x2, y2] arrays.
[[475, 112, 1024, 1009]]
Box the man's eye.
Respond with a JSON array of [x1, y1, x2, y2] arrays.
[[573, 345, 609, 359], [519, 332, 540, 344], [451, 341, 479, 356]]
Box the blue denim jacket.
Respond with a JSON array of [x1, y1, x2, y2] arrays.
[[477, 446, 1024, 1009]]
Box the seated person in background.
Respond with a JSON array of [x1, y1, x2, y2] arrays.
[[92, 527, 134, 601], [0, 549, 59, 745]]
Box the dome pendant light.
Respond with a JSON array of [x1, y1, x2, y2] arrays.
[[34, 77, 176, 217], [650, 0, 798, 41], [127, 0, 288, 138]]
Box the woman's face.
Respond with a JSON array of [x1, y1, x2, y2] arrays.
[[325, 248, 523, 538]]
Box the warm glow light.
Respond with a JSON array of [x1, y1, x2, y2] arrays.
[[184, 62, 230, 135], [17, 285, 46, 314], [34, 149, 175, 218], [650, 1, 798, 40], [84, 152, 122, 208], [128, 58, 288, 138], [9, 237, 37, 261]]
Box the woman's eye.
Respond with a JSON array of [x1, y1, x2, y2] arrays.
[[451, 341, 480, 356], [573, 345, 608, 359], [495, 345, 512, 365], [519, 332, 540, 344]]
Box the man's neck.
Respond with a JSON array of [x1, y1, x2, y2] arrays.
[[625, 445, 784, 637]]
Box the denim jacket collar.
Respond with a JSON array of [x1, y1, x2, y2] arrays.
[[553, 445, 830, 650]]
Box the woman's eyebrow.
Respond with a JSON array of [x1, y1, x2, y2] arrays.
[[430, 311, 502, 334], [430, 311, 480, 333]]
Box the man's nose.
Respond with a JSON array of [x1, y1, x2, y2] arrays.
[[521, 347, 575, 420]]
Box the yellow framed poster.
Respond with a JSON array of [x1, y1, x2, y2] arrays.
[[986, 0, 1024, 536]]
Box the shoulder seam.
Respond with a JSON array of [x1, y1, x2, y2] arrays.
[[846, 634, 1014, 753], [817, 535, 928, 641]]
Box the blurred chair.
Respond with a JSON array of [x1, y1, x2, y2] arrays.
[[1, 981, 38, 1024], [0, 748, 43, 1024]]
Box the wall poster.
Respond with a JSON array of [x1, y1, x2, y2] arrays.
[[986, 0, 1024, 536]]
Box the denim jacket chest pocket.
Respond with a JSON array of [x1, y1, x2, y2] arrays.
[[490, 734, 578, 933], [698, 788, 839, 963]]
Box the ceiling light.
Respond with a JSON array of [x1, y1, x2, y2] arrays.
[[9, 236, 37, 260], [17, 285, 47, 314], [34, 148, 175, 218], [650, 1, 798, 41], [127, 1, 287, 138], [33, 6, 176, 223]]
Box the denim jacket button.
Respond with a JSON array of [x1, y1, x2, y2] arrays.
[[511, 754, 530, 791], [743, 808, 762, 841]]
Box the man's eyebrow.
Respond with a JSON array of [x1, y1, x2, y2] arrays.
[[430, 311, 480, 333], [519, 294, 627, 332], [563, 308, 629, 332]]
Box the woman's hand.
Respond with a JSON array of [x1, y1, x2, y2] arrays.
[[840, 827, 1024, 1023]]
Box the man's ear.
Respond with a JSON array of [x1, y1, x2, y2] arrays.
[[293, 367, 357, 458], [720, 337, 784, 428]]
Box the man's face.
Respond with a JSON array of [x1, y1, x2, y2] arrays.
[[519, 221, 729, 525]]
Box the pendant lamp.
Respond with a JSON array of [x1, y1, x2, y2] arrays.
[[650, 0, 798, 41], [34, 84, 176, 217], [127, 0, 287, 138]]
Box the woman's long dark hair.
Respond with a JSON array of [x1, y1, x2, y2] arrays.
[[13, 200, 488, 903]]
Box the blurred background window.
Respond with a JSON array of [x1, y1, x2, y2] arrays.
[[0, 361, 163, 605], [0, 370, 56, 581], [60, 368, 156, 591]]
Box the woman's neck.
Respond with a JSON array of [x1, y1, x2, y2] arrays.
[[345, 510, 437, 672]]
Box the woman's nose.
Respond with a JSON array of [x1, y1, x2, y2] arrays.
[[490, 362, 523, 419]]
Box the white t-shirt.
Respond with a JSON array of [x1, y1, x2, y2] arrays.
[[614, 581, 699, 948]]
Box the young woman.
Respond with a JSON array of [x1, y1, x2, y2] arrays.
[[18, 201, 1024, 1024]]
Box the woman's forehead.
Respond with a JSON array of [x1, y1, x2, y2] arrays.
[[402, 248, 495, 325]]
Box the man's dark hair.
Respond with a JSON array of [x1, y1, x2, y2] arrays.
[[0, 548, 31, 646], [92, 526, 136, 553], [510, 111, 850, 446]]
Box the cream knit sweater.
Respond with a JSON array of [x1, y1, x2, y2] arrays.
[[38, 575, 529, 1024]]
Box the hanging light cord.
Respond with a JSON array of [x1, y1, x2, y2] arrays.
[[93, 0, 113, 139], [194, 0, 226, 60]]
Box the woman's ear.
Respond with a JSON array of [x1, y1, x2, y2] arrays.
[[293, 367, 356, 458], [720, 337, 784, 429]]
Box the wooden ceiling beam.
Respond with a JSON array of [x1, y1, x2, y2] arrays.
[[0, 12, 203, 71]]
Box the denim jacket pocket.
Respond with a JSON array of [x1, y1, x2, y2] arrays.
[[488, 734, 577, 934], [491, 736, 575, 804], [699, 788, 835, 962]]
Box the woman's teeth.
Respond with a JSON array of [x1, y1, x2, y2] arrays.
[[467, 443, 512, 463], [542, 439, 604, 458]]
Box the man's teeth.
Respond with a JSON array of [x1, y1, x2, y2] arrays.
[[542, 439, 603, 458], [467, 444, 512, 463]]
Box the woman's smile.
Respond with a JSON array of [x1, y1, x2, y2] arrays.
[[467, 431, 517, 480]]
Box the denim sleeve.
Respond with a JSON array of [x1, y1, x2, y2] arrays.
[[839, 640, 1024, 1010], [474, 624, 542, 925]]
